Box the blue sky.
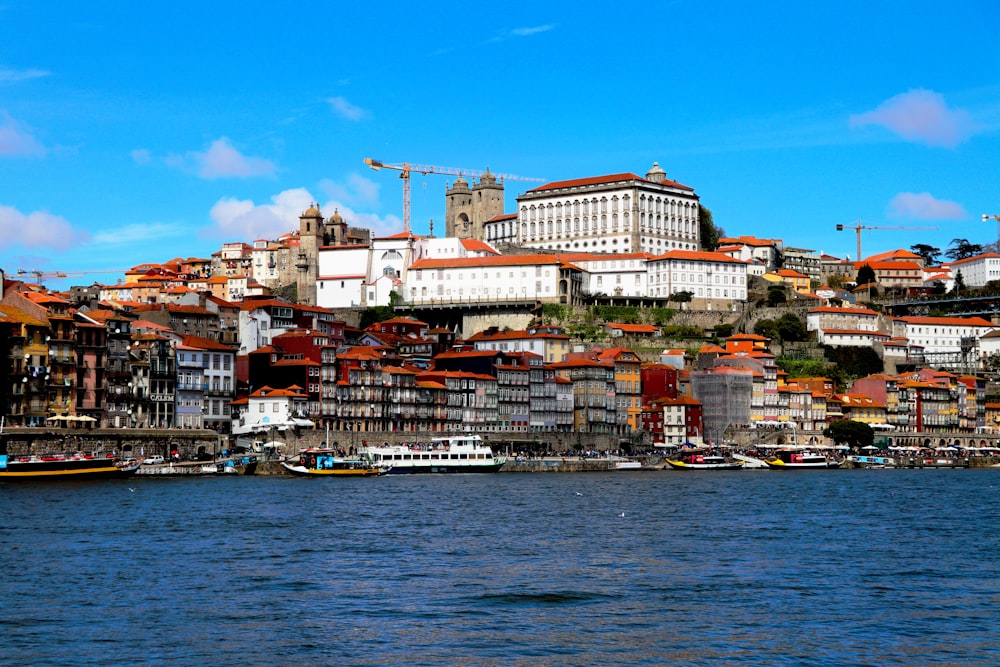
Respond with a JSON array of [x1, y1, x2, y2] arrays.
[[2, 1, 999, 285]]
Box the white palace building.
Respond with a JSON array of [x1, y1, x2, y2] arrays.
[[485, 163, 701, 255]]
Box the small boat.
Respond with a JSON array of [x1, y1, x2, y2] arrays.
[[281, 449, 386, 477], [847, 454, 896, 469], [359, 435, 507, 474], [732, 453, 769, 469], [0, 452, 141, 481], [766, 448, 844, 470], [666, 448, 744, 470]]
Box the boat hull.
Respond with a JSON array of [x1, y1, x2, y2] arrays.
[[666, 459, 744, 470], [765, 460, 843, 469], [281, 461, 385, 477], [0, 457, 141, 481], [381, 461, 506, 474]]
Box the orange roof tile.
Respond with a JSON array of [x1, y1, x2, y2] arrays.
[[526, 172, 693, 193]]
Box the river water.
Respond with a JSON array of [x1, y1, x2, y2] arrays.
[[2, 469, 999, 666]]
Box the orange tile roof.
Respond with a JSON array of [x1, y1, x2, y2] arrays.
[[775, 269, 809, 278], [895, 315, 995, 327], [606, 323, 658, 333], [950, 252, 1000, 265], [718, 235, 781, 247], [854, 261, 921, 271], [460, 239, 500, 254], [526, 172, 693, 193], [863, 249, 922, 262], [651, 249, 748, 264]]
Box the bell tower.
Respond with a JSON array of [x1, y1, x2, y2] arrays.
[[446, 172, 505, 240], [296, 203, 323, 305]]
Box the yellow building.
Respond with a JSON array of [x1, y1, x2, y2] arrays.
[[763, 269, 811, 294]]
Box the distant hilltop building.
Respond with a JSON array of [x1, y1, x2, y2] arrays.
[[481, 163, 700, 255]]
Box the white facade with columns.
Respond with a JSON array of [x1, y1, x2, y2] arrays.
[[505, 163, 700, 256]]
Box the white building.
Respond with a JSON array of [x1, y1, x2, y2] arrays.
[[250, 239, 284, 287], [646, 249, 749, 310], [412, 237, 500, 261], [892, 316, 998, 358], [404, 254, 581, 307], [509, 163, 700, 256], [806, 305, 888, 347], [558, 252, 653, 298], [948, 252, 1000, 287], [717, 235, 782, 270], [315, 232, 416, 309], [230, 386, 311, 435]]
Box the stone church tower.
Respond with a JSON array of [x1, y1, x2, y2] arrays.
[[445, 171, 505, 240], [295, 204, 324, 306]]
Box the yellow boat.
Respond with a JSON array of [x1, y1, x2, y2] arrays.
[[280, 449, 387, 477]]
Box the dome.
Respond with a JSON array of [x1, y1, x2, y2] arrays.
[[302, 203, 321, 217], [328, 208, 344, 224], [645, 162, 666, 183]]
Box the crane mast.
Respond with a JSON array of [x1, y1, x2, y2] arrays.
[[836, 221, 939, 261], [364, 158, 544, 234]]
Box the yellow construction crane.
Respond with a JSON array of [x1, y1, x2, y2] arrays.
[[16, 268, 128, 286], [836, 221, 939, 261], [364, 158, 545, 233]]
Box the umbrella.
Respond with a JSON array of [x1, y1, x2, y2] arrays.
[[46, 414, 70, 422]]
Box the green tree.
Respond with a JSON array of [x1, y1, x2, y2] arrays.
[[856, 264, 876, 287], [668, 291, 694, 310], [823, 420, 874, 449], [946, 238, 983, 261], [950, 270, 966, 295], [823, 345, 883, 379], [713, 323, 734, 338], [698, 205, 725, 251], [910, 243, 942, 265], [754, 318, 781, 341], [775, 312, 807, 342], [766, 285, 787, 306]]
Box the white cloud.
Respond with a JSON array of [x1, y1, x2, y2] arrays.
[[0, 205, 89, 251], [92, 222, 188, 245], [163, 137, 276, 179], [850, 89, 979, 148], [0, 67, 50, 84], [511, 25, 553, 37], [327, 96, 369, 121], [209, 188, 315, 241], [0, 111, 46, 157], [196, 137, 276, 179], [318, 173, 380, 207], [486, 24, 555, 43], [887, 192, 967, 220], [206, 187, 402, 241]]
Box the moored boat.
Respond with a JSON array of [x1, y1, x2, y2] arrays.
[[847, 454, 896, 469], [281, 449, 386, 477], [666, 448, 744, 470], [0, 452, 141, 481], [765, 448, 844, 469], [359, 435, 506, 474]]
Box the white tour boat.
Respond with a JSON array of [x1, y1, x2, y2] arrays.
[[359, 435, 507, 474]]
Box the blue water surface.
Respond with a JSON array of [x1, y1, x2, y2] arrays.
[[2, 469, 999, 666]]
